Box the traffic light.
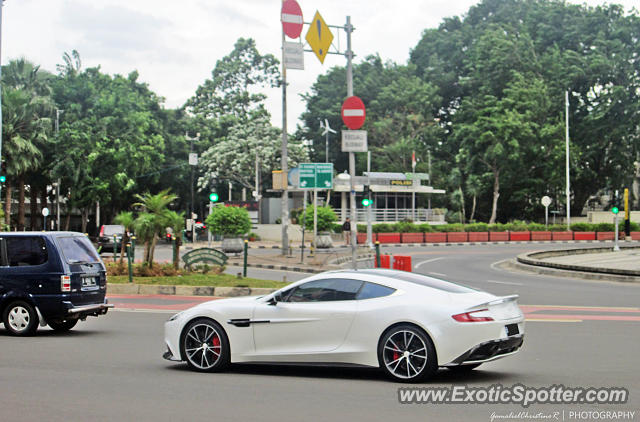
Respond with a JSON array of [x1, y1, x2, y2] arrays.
[[0, 175, 5, 183], [361, 185, 372, 207], [611, 190, 620, 214], [209, 193, 219, 202]]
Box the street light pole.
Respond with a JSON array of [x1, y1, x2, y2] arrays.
[[0, 1, 5, 204], [55, 109, 64, 230], [280, 10, 290, 255], [345, 16, 357, 269], [565, 90, 571, 229]]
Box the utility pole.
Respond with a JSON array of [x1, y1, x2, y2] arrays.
[[0, 1, 5, 203], [367, 151, 372, 247], [280, 10, 290, 255], [565, 91, 571, 228], [345, 16, 357, 269], [55, 109, 64, 230]]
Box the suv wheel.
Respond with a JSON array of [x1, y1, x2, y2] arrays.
[[48, 319, 79, 332], [3, 301, 39, 336]]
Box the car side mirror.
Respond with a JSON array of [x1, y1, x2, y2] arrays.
[[268, 293, 282, 306]]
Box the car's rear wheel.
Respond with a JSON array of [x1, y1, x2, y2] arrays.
[[48, 318, 79, 332], [181, 318, 229, 372], [3, 301, 39, 336], [378, 324, 437, 382]]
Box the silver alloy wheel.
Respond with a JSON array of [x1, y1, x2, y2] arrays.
[[183, 322, 222, 370], [383, 329, 428, 380], [8, 306, 31, 333]]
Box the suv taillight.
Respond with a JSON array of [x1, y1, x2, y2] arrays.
[[99, 226, 105, 237], [61, 275, 71, 292]]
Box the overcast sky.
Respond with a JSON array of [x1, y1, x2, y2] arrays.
[[2, 0, 637, 130]]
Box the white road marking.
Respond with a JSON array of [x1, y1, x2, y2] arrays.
[[428, 272, 447, 277], [414, 257, 445, 269], [112, 308, 176, 314], [486, 279, 524, 286]]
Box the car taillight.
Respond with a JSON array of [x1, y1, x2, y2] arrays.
[[61, 275, 71, 292], [99, 226, 105, 237], [452, 309, 494, 322]]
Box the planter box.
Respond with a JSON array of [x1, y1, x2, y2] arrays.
[[552, 231, 573, 241], [574, 232, 596, 240], [425, 233, 447, 243], [377, 233, 401, 244], [401, 233, 424, 243], [447, 232, 468, 242], [509, 231, 531, 241], [357, 233, 367, 244], [596, 232, 615, 241], [467, 232, 489, 242], [489, 232, 509, 241], [631, 232, 640, 241], [531, 231, 552, 241]]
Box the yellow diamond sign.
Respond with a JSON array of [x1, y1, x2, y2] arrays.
[[305, 11, 333, 64]]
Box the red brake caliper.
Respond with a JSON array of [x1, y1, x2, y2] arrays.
[[393, 351, 400, 362], [212, 335, 220, 347]]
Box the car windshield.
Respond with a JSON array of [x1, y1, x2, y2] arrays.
[[57, 236, 101, 264], [103, 225, 124, 236]]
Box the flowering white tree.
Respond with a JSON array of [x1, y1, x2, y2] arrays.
[[197, 115, 309, 192]]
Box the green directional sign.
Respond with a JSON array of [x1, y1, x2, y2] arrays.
[[299, 163, 333, 189]]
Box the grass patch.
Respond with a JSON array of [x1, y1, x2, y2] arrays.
[[107, 273, 289, 289]]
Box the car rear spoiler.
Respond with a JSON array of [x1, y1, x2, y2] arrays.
[[466, 294, 519, 311]]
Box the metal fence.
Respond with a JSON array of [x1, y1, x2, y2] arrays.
[[335, 208, 445, 223]]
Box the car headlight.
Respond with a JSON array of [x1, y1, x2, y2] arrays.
[[168, 312, 183, 322]]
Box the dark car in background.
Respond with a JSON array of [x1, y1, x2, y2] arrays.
[[97, 224, 125, 253], [0, 232, 113, 336]]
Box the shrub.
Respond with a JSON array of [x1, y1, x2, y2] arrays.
[[436, 223, 465, 232], [374, 223, 394, 233], [356, 224, 367, 233], [392, 221, 419, 233], [630, 222, 640, 231], [300, 205, 338, 232], [206, 206, 251, 237], [504, 220, 529, 231], [549, 224, 569, 232], [465, 223, 489, 232], [417, 223, 435, 233], [595, 222, 615, 232], [332, 223, 344, 233], [527, 223, 547, 232], [488, 223, 508, 232], [570, 222, 594, 232]]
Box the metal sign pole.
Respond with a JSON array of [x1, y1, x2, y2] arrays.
[[345, 16, 357, 269], [313, 188, 318, 252], [614, 214, 620, 252], [367, 151, 372, 248], [280, 7, 290, 255]]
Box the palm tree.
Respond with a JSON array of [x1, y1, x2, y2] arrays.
[[114, 211, 135, 265], [1, 59, 54, 229], [164, 210, 185, 269], [133, 189, 178, 267]]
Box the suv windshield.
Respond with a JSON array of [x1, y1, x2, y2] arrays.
[[57, 236, 101, 264]]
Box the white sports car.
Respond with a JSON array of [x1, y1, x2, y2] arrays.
[[163, 269, 525, 382]]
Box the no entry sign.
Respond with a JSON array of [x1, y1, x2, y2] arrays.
[[281, 0, 303, 39], [341, 96, 366, 130]]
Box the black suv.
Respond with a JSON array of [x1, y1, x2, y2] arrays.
[[0, 232, 112, 336]]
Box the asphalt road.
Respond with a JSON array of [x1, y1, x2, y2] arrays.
[[2, 243, 639, 422]]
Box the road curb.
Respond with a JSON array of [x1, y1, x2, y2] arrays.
[[502, 259, 640, 283], [515, 246, 640, 279], [107, 283, 278, 297]]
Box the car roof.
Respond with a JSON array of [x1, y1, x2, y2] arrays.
[[0, 231, 88, 237], [301, 268, 478, 294]]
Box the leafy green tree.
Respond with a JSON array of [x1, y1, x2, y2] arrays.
[[206, 205, 251, 237]]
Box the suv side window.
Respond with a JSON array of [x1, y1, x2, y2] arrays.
[[286, 279, 364, 302], [6, 237, 48, 266]]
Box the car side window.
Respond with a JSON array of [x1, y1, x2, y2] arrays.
[[286, 279, 364, 302], [357, 282, 396, 300], [6, 237, 48, 267]]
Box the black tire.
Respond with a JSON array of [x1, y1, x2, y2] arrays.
[[3, 300, 39, 336], [378, 324, 437, 383], [180, 318, 230, 372], [48, 318, 79, 332], [447, 363, 482, 373]]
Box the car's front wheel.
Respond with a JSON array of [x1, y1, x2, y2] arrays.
[[48, 318, 79, 332], [378, 324, 437, 382], [181, 318, 230, 372], [3, 301, 39, 336]]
